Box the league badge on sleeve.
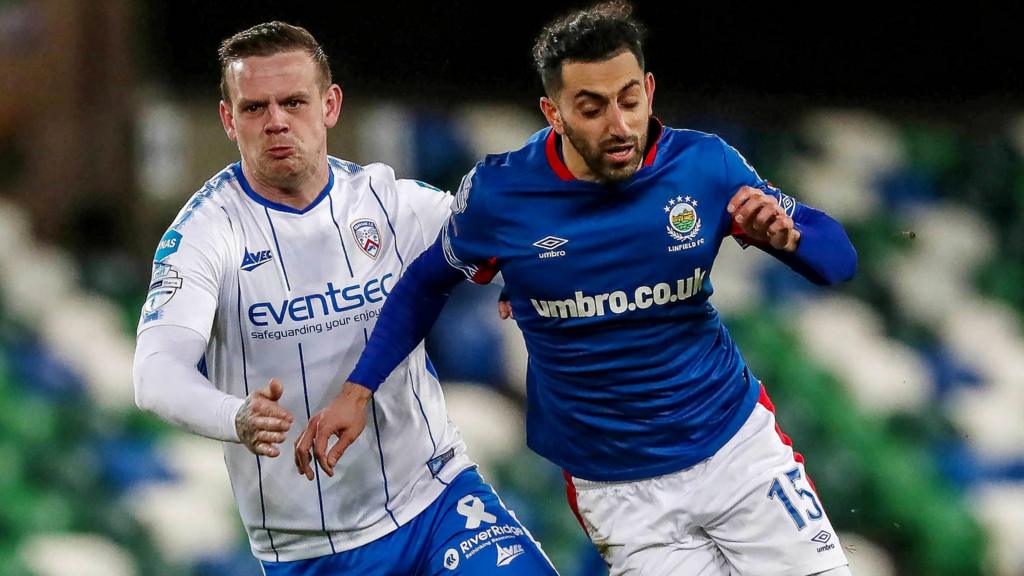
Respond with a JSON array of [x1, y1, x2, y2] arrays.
[[351, 219, 382, 259], [665, 196, 704, 252], [143, 263, 183, 322]]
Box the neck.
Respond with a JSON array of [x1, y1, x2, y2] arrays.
[[241, 153, 329, 210]]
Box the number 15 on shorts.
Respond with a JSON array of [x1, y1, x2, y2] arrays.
[[766, 467, 823, 530]]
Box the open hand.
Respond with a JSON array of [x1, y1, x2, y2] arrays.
[[235, 378, 293, 457], [294, 381, 372, 479]]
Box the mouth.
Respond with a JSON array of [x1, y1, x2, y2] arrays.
[[602, 143, 635, 164], [266, 145, 295, 159]]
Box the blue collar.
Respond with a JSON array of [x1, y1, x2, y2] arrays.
[[232, 161, 335, 215]]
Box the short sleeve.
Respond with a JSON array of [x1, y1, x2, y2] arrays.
[[137, 209, 229, 342], [440, 165, 500, 284], [395, 178, 454, 248]]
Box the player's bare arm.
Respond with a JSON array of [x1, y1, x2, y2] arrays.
[[294, 381, 371, 479], [235, 378, 294, 457], [727, 185, 801, 252]]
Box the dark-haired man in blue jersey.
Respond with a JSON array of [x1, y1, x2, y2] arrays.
[[297, 2, 856, 574]]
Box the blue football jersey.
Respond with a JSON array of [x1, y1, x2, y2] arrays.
[[439, 121, 843, 481]]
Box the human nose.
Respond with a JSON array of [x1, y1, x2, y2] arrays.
[[265, 104, 288, 134], [607, 104, 630, 138]]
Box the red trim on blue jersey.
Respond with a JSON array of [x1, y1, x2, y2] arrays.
[[562, 470, 589, 535], [545, 130, 576, 181], [643, 118, 664, 167], [470, 256, 499, 284], [545, 117, 666, 180], [730, 221, 757, 249], [757, 382, 817, 493]]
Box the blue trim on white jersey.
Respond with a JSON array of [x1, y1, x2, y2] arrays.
[[367, 176, 441, 465], [231, 162, 335, 215], [423, 353, 448, 487], [172, 168, 235, 232], [368, 178, 404, 270], [255, 453, 278, 560], [409, 365, 437, 453], [327, 191, 356, 279], [327, 156, 362, 174], [237, 277, 279, 560], [365, 327, 399, 528], [425, 355, 439, 380], [235, 279, 250, 402], [264, 207, 292, 291], [371, 396, 400, 529], [297, 343, 337, 554]]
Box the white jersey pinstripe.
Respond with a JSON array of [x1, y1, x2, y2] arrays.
[[138, 158, 472, 561]]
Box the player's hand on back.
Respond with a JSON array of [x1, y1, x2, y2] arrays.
[[235, 378, 294, 457], [294, 381, 372, 480], [727, 186, 801, 252]]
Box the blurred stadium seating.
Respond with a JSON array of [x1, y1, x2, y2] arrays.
[[2, 3, 1023, 571], [4, 101, 1024, 575]]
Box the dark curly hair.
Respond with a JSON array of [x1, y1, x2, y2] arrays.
[[532, 1, 647, 95]]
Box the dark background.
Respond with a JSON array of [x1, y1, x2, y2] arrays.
[[144, 1, 1021, 110]]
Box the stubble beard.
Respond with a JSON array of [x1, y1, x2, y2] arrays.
[[563, 120, 648, 183]]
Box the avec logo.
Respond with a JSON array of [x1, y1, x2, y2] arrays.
[[241, 248, 274, 272]]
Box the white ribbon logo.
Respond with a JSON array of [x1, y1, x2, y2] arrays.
[[456, 495, 496, 529]]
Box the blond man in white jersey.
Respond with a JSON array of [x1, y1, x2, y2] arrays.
[[132, 21, 556, 575]]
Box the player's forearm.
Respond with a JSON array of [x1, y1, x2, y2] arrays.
[[348, 239, 463, 391], [133, 326, 243, 442], [769, 206, 857, 285]]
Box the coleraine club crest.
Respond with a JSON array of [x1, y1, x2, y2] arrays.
[[351, 219, 381, 259], [665, 196, 702, 246]]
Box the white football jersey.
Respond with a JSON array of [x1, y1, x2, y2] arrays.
[[138, 157, 472, 562]]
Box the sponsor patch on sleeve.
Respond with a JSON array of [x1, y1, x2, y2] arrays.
[[154, 230, 183, 262], [412, 180, 443, 193]]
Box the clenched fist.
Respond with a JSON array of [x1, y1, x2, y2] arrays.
[[727, 186, 800, 252]]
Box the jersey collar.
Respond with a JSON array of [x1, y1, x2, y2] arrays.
[[545, 117, 664, 182], [232, 162, 335, 215]]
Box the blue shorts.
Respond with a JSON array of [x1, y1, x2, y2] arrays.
[[260, 467, 558, 575]]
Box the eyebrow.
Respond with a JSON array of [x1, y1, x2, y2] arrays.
[[277, 91, 311, 103], [236, 92, 311, 109], [573, 79, 642, 102]]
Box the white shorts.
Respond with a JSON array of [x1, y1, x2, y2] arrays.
[[565, 388, 850, 576]]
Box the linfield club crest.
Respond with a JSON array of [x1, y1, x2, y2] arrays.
[[351, 219, 381, 259], [665, 196, 703, 249]]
